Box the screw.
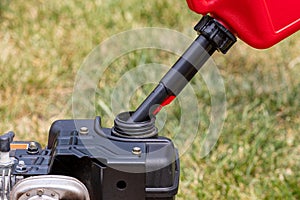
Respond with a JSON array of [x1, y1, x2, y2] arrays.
[[79, 127, 89, 135], [15, 160, 27, 172], [26, 192, 30, 197], [18, 160, 25, 165], [27, 141, 39, 154], [37, 189, 44, 196], [132, 147, 142, 155]]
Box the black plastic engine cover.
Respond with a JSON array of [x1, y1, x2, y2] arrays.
[[13, 116, 179, 200]]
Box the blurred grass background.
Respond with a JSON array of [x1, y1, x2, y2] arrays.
[[1, 0, 300, 199]]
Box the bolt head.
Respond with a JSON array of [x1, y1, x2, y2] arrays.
[[16, 160, 27, 172], [79, 127, 89, 135], [132, 146, 142, 155], [27, 141, 39, 154], [37, 189, 44, 196], [18, 160, 25, 166]]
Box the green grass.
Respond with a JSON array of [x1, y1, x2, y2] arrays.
[[1, 1, 300, 199]]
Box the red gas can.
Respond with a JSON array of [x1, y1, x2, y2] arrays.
[[187, 0, 300, 49]]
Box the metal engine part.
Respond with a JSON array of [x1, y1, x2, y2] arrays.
[[0, 166, 13, 200], [0, 132, 26, 199], [0, 166, 24, 200], [10, 175, 90, 200]]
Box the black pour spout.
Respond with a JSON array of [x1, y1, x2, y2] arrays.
[[129, 15, 236, 122]]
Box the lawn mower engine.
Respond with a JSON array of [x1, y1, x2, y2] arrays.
[[1, 0, 300, 200], [0, 113, 179, 200]]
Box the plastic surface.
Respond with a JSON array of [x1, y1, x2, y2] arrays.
[[13, 117, 179, 200], [187, 0, 300, 48], [112, 112, 158, 138], [131, 16, 236, 122], [0, 132, 15, 152]]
